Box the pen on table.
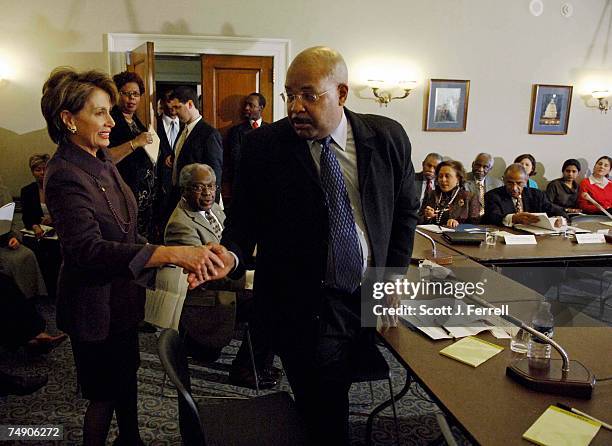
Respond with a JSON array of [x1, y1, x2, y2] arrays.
[[556, 403, 612, 430]]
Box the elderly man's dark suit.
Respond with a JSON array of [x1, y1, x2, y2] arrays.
[[222, 108, 418, 443], [483, 185, 567, 226]]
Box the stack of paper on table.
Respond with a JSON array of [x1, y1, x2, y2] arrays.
[[439, 336, 503, 367], [399, 298, 514, 340], [416, 224, 455, 234], [523, 405, 601, 446]]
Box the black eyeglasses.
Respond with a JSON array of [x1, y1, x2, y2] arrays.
[[120, 91, 141, 99], [187, 184, 218, 193]]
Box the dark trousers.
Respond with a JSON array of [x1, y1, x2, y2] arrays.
[[0, 274, 45, 348], [277, 289, 372, 446]]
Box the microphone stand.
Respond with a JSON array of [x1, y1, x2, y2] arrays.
[[468, 293, 595, 398], [415, 228, 453, 265], [583, 192, 612, 220]]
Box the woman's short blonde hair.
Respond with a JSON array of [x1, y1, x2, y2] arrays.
[[29, 153, 50, 171], [41, 67, 118, 144]]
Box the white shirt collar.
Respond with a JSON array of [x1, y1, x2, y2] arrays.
[[162, 114, 179, 127], [249, 118, 263, 127], [185, 115, 202, 134], [589, 175, 610, 188], [307, 111, 348, 151]]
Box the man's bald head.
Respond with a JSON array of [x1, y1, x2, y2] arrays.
[[288, 46, 348, 85], [285, 46, 349, 140], [504, 163, 528, 198]]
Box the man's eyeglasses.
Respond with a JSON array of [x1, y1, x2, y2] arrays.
[[280, 89, 331, 104], [187, 183, 218, 193], [120, 91, 142, 99]]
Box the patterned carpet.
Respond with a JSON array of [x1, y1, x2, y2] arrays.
[[0, 300, 472, 446]]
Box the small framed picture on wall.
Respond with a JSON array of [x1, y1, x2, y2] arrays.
[[529, 84, 573, 135], [423, 79, 470, 132]]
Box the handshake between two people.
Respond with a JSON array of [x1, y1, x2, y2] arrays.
[[172, 243, 235, 290]]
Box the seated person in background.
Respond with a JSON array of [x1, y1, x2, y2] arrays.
[[0, 176, 47, 299], [165, 163, 279, 389], [484, 164, 566, 227], [464, 152, 503, 216], [0, 273, 66, 357], [415, 152, 443, 205], [21, 153, 61, 298], [20, 154, 53, 238], [419, 160, 481, 228], [577, 155, 612, 214], [514, 153, 539, 188], [546, 158, 582, 213]]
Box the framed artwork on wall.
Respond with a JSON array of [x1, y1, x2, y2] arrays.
[[528, 84, 573, 135], [423, 79, 470, 132]]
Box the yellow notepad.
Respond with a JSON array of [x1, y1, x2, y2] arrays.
[[439, 336, 503, 367], [523, 405, 601, 446]]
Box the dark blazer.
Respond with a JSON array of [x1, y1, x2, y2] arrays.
[[44, 142, 156, 342], [418, 187, 481, 225], [20, 182, 43, 230], [156, 115, 183, 192], [176, 118, 223, 188], [414, 171, 427, 203], [226, 120, 268, 183], [483, 185, 567, 226], [221, 109, 419, 345]]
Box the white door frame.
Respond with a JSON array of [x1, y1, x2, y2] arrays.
[[105, 33, 290, 122]]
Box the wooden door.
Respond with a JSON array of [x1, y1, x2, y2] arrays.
[[127, 42, 156, 131], [201, 54, 274, 203]]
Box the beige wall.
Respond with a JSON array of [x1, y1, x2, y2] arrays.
[[1, 0, 611, 196]]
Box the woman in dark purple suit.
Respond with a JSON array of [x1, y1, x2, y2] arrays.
[[41, 68, 225, 446]]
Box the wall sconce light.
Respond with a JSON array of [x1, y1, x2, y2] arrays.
[[592, 90, 609, 113], [367, 80, 417, 106]]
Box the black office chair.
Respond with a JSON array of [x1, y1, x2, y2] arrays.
[[350, 340, 400, 446], [157, 328, 309, 446], [569, 214, 612, 224]]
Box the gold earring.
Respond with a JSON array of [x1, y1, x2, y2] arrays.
[[68, 126, 77, 134]]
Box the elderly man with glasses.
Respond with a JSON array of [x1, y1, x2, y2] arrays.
[[164, 163, 280, 390]]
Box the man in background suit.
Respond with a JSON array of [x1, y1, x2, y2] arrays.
[[415, 152, 442, 205], [164, 163, 279, 390], [156, 90, 184, 229], [226, 92, 268, 187], [464, 153, 503, 216], [484, 163, 566, 227], [169, 87, 223, 204], [208, 46, 419, 444]]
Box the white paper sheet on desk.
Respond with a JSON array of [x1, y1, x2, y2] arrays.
[[0, 202, 15, 236], [416, 224, 455, 234], [142, 125, 160, 165], [145, 266, 189, 330], [20, 224, 59, 240], [600, 221, 612, 227], [400, 298, 513, 340]]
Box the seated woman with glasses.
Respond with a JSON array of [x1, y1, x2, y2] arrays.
[[108, 71, 157, 240], [418, 160, 481, 228]]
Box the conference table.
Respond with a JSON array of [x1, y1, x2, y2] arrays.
[[372, 234, 612, 445]]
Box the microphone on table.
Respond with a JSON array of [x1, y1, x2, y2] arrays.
[[467, 293, 595, 399], [582, 192, 612, 220], [415, 228, 453, 265]]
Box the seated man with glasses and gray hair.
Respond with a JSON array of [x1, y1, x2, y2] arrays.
[[164, 163, 281, 390]]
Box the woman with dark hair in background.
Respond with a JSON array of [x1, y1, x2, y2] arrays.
[[514, 153, 538, 189], [41, 67, 224, 446], [545, 158, 582, 213], [419, 160, 481, 228], [107, 71, 157, 240], [577, 155, 612, 214]]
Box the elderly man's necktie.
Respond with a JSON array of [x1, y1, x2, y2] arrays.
[[515, 197, 523, 213], [319, 136, 362, 293], [204, 210, 223, 239], [252, 121, 259, 129], [478, 182, 485, 216]]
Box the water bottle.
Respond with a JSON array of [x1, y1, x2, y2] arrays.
[[527, 301, 554, 369]]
